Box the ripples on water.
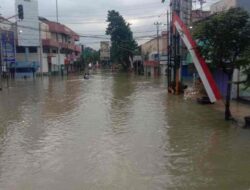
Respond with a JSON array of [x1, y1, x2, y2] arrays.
[[0, 72, 250, 190]]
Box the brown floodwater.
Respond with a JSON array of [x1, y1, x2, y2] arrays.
[[0, 72, 250, 190]]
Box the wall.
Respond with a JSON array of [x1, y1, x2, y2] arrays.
[[160, 63, 167, 75], [192, 10, 211, 23], [211, 0, 250, 13], [16, 0, 39, 47], [211, 0, 237, 13], [16, 53, 39, 63], [17, 52, 67, 73], [141, 37, 163, 56], [161, 32, 168, 55], [213, 69, 229, 98], [40, 55, 49, 73], [41, 22, 51, 39]]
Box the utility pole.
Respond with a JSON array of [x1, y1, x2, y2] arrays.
[[0, 26, 2, 91], [171, 0, 181, 95], [39, 22, 43, 78], [0, 14, 2, 90], [82, 44, 86, 72], [56, 0, 61, 75], [154, 22, 161, 76], [167, 10, 172, 88]]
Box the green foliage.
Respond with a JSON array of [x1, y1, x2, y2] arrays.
[[193, 8, 250, 119], [193, 8, 250, 74], [83, 47, 100, 64], [240, 47, 250, 89], [106, 10, 138, 71]]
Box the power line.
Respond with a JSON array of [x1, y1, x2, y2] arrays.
[[0, 17, 165, 35], [60, 15, 164, 25], [1, 18, 165, 50], [40, 2, 164, 17], [3, 1, 166, 21]]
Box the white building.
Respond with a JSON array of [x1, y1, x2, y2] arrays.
[[14, 0, 81, 76], [140, 31, 168, 76], [211, 0, 250, 13], [15, 18, 81, 75]]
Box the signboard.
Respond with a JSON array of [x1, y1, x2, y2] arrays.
[[16, 0, 39, 46], [100, 41, 110, 60], [1, 31, 16, 71]]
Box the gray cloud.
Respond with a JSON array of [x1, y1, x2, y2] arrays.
[[1, 0, 219, 49]]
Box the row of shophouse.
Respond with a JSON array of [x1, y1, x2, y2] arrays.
[[0, 0, 81, 78], [139, 2, 211, 78], [139, 0, 250, 99], [139, 0, 193, 77], [34, 17, 80, 75]]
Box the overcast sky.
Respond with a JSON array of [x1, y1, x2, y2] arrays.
[[0, 0, 219, 49]]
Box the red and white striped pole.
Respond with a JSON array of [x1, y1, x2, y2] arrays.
[[172, 12, 222, 102]]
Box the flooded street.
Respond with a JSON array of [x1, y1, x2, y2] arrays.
[[0, 72, 250, 190]]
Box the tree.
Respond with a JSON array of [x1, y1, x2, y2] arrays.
[[240, 47, 250, 89], [83, 47, 100, 65], [106, 10, 138, 71], [193, 8, 250, 120]]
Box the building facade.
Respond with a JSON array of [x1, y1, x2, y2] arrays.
[[14, 0, 80, 77], [211, 0, 250, 13], [141, 31, 168, 57], [191, 10, 211, 23], [39, 18, 81, 74], [15, 17, 81, 76], [140, 31, 168, 76]]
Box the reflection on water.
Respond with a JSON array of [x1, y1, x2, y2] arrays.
[[0, 72, 250, 190]]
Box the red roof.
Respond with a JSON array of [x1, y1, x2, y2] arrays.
[[42, 39, 81, 52], [43, 20, 80, 41]]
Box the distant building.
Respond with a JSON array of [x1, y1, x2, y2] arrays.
[[140, 31, 168, 76], [100, 41, 110, 64], [141, 31, 168, 57], [211, 0, 250, 13], [39, 18, 81, 74], [191, 10, 211, 23]]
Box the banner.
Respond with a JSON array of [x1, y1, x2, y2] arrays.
[[1, 31, 16, 70]]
